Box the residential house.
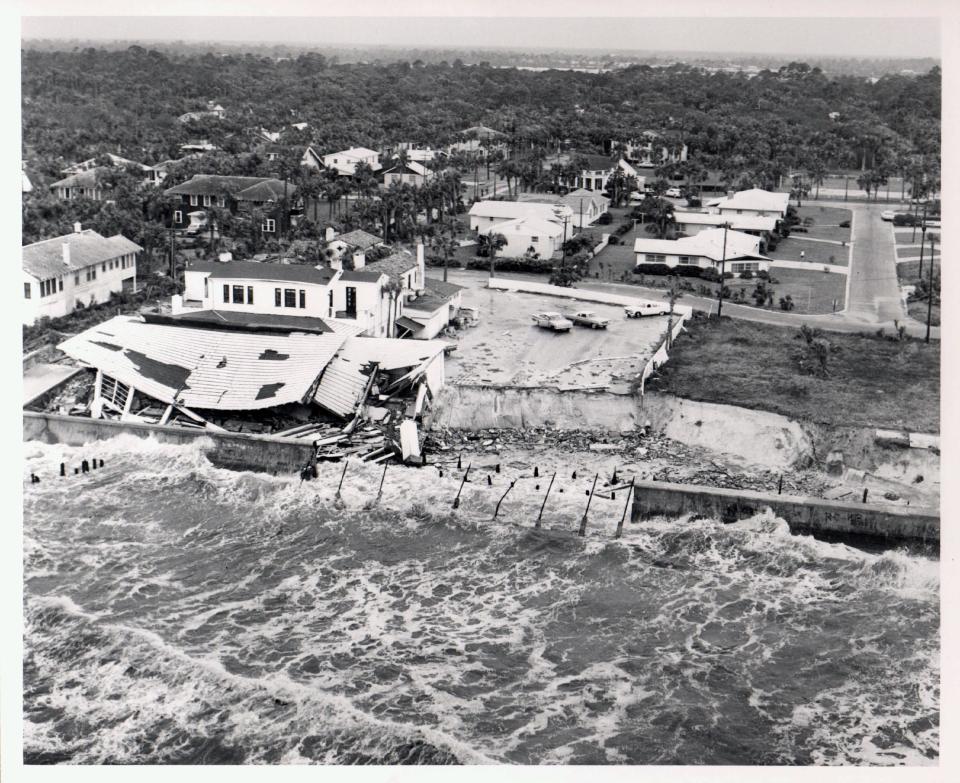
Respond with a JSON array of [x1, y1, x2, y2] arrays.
[[382, 160, 433, 188], [177, 101, 226, 124], [634, 227, 770, 277], [447, 125, 506, 155], [573, 153, 616, 192], [325, 228, 385, 264], [672, 211, 779, 239], [401, 277, 465, 339], [614, 131, 688, 168], [22, 224, 140, 325], [519, 188, 610, 229], [468, 200, 573, 233], [163, 174, 294, 233], [483, 217, 565, 259], [301, 145, 325, 169], [50, 154, 154, 201], [181, 140, 219, 153], [322, 147, 382, 176], [707, 188, 791, 219], [176, 244, 428, 339]]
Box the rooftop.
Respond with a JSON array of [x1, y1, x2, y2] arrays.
[[58, 315, 348, 411], [164, 175, 290, 202], [148, 309, 339, 334], [198, 260, 337, 286], [365, 251, 419, 284], [23, 229, 142, 280], [469, 200, 573, 222], [634, 227, 767, 262], [709, 188, 791, 213], [334, 229, 383, 251]]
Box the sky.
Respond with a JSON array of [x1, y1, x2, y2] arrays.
[[20, 14, 941, 59]]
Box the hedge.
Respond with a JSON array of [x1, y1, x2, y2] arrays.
[[633, 263, 705, 278]]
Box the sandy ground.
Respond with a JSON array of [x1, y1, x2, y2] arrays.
[[446, 278, 668, 391]]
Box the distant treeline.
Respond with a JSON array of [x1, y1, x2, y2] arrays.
[[21, 39, 939, 77]]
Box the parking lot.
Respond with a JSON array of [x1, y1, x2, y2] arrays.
[[444, 273, 670, 392]]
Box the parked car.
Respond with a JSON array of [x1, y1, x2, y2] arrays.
[[568, 311, 610, 329], [531, 312, 573, 331], [880, 210, 896, 221], [624, 302, 670, 318], [453, 305, 480, 328], [664, 187, 682, 198]]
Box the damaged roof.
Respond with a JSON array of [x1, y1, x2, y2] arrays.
[[313, 337, 448, 418], [58, 315, 347, 411], [334, 229, 383, 250], [202, 260, 337, 285]]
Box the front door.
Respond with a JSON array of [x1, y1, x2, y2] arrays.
[[345, 286, 357, 318]]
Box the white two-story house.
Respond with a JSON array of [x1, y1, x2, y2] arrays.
[[23, 225, 141, 325], [322, 147, 382, 176]]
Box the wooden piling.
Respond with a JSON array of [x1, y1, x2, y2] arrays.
[[536, 472, 556, 529], [615, 477, 635, 539], [376, 463, 388, 499], [452, 463, 472, 509], [493, 480, 516, 519], [579, 473, 599, 537], [335, 461, 349, 498]]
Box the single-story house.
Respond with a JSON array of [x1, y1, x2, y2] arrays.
[[519, 188, 610, 229], [672, 211, 779, 238], [382, 160, 433, 188], [468, 200, 573, 233], [401, 277, 465, 339], [485, 217, 565, 259], [707, 188, 791, 219], [634, 227, 770, 276]]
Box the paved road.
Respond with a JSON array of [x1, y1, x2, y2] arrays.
[[841, 200, 909, 325]]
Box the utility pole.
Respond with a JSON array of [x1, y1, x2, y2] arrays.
[[561, 216, 568, 267], [918, 207, 928, 279], [925, 233, 936, 344], [716, 222, 729, 319]]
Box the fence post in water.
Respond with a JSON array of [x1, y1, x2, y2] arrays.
[[778, 475, 783, 495], [81, 460, 89, 474], [59, 463, 65, 477], [615, 477, 635, 539], [335, 461, 349, 498], [863, 488, 869, 504], [452, 463, 471, 509], [493, 480, 516, 519], [536, 472, 556, 529], [376, 463, 388, 501], [579, 473, 600, 537]]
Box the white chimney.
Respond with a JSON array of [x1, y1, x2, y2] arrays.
[[62, 242, 71, 266], [329, 256, 343, 272], [352, 251, 366, 270], [73, 222, 82, 234], [726, 190, 735, 199], [325, 226, 336, 242], [416, 243, 425, 286], [217, 251, 233, 263]]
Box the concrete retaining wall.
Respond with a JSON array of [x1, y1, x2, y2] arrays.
[[430, 385, 639, 431], [632, 478, 938, 544], [23, 412, 316, 474]]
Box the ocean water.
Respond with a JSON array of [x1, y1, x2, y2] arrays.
[[22, 436, 939, 765]]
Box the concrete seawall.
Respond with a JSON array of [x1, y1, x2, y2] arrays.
[[632, 479, 939, 544], [24, 412, 316, 475]]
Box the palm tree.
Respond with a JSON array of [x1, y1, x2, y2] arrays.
[[430, 223, 458, 282], [382, 279, 403, 337]]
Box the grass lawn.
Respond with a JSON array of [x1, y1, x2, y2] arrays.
[[689, 269, 844, 315], [794, 205, 852, 242], [896, 245, 940, 259], [908, 299, 940, 327], [651, 316, 940, 432], [896, 259, 942, 285], [773, 236, 848, 266]]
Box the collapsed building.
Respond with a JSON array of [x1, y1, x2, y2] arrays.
[[54, 312, 450, 465]]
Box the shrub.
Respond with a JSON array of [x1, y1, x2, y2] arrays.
[[757, 269, 770, 281], [607, 235, 620, 245], [634, 262, 672, 276], [792, 226, 808, 233], [700, 267, 720, 283], [596, 212, 613, 225], [893, 213, 919, 227], [740, 269, 754, 280]]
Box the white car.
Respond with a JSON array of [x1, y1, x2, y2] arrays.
[[664, 187, 683, 198], [880, 210, 896, 221], [625, 302, 670, 318], [531, 312, 573, 331]]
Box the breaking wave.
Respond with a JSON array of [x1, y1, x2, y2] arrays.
[[22, 436, 939, 764]]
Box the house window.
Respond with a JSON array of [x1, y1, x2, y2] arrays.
[[174, 210, 182, 224], [202, 195, 212, 207], [299, 290, 306, 309], [345, 287, 357, 317], [275, 288, 282, 307], [232, 285, 245, 304], [263, 218, 276, 233], [59, 278, 64, 292], [284, 288, 296, 307], [24, 282, 31, 299], [247, 286, 254, 304], [531, 236, 539, 243], [328, 290, 333, 309], [190, 195, 199, 206], [223, 284, 230, 302], [74, 273, 80, 285], [678, 256, 691, 263], [644, 254, 666, 263], [219, 196, 226, 207], [102, 263, 107, 273]]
